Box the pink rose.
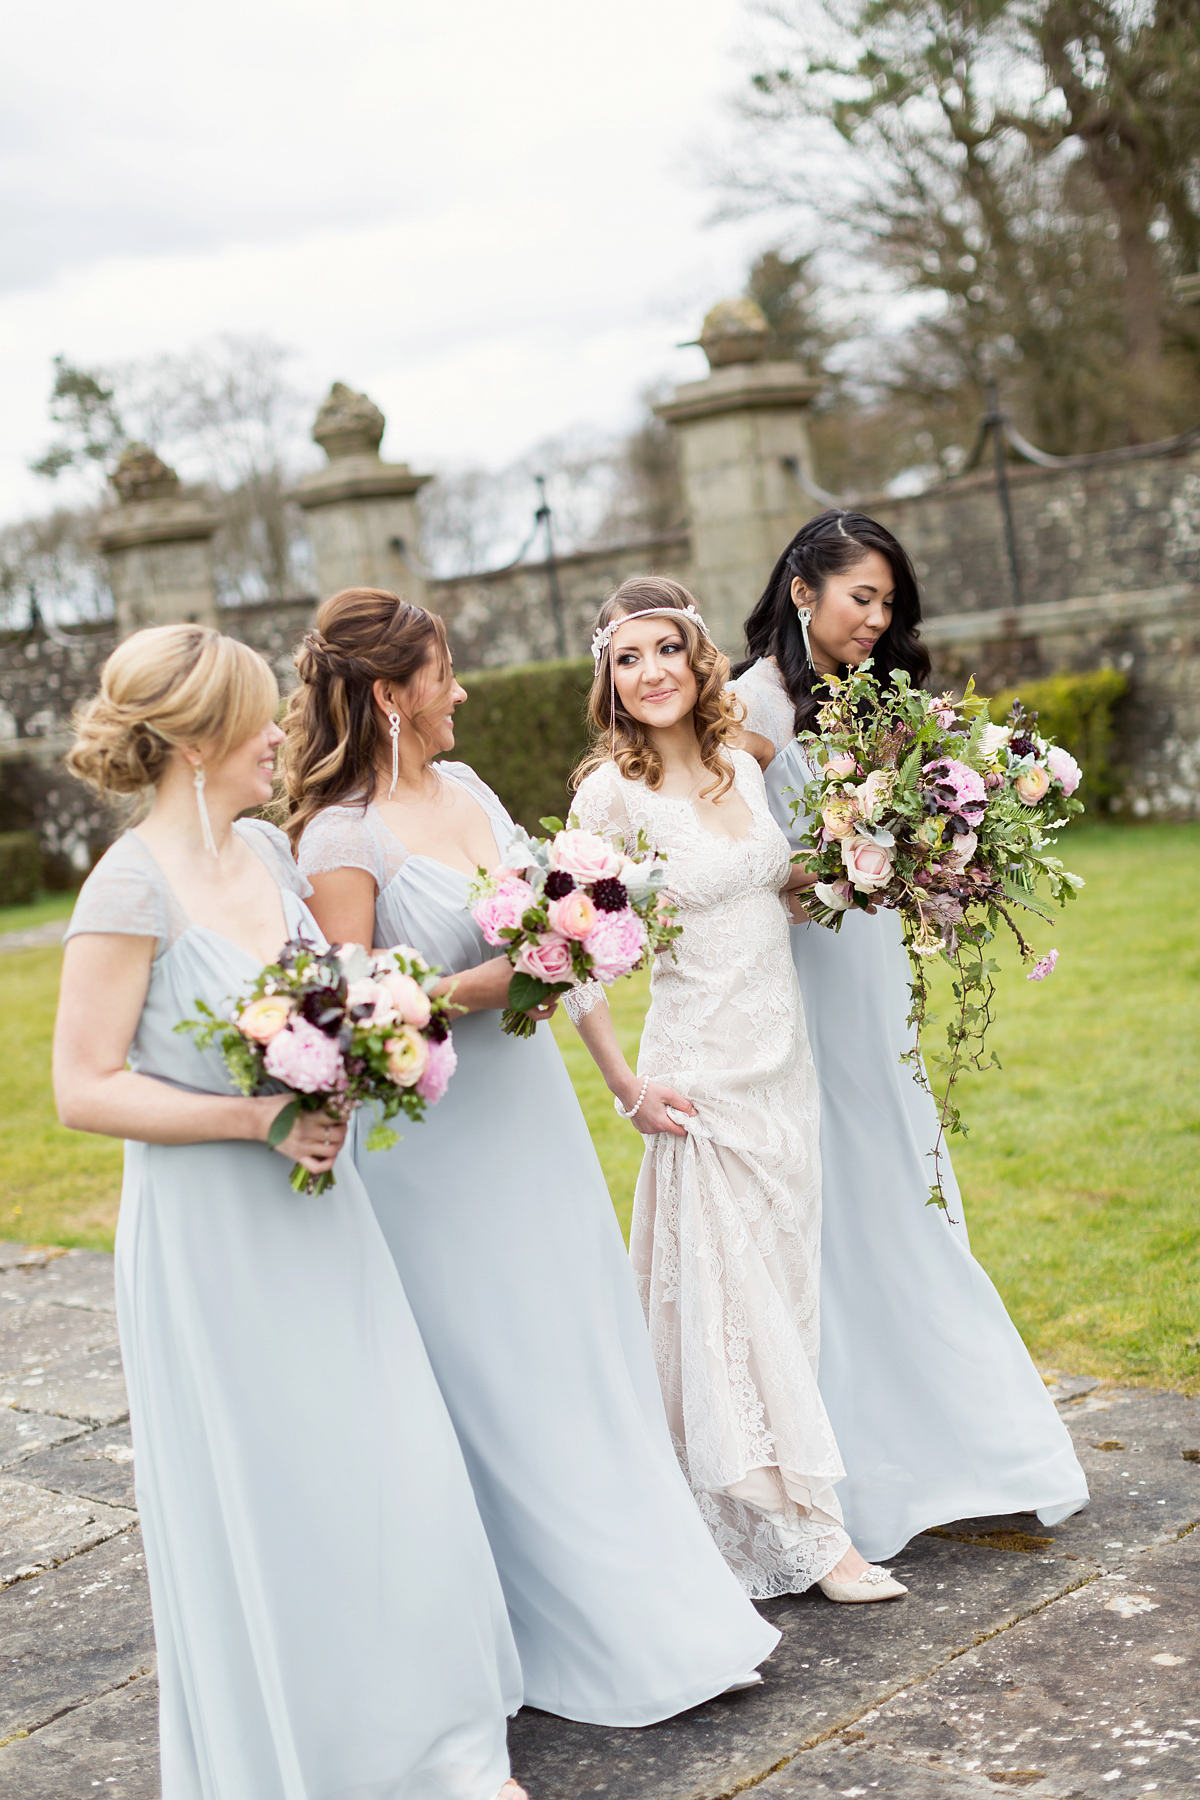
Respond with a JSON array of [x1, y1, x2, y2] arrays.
[[1027, 948, 1059, 982], [473, 877, 535, 946], [380, 971, 432, 1028], [513, 932, 574, 985], [1015, 764, 1051, 804], [582, 907, 647, 983], [414, 1032, 457, 1103], [824, 752, 859, 778], [263, 1017, 345, 1093], [943, 830, 978, 871], [549, 829, 625, 883], [384, 1025, 430, 1088], [1046, 746, 1082, 796], [238, 994, 294, 1044], [933, 703, 957, 730], [548, 891, 598, 940], [841, 833, 895, 893]]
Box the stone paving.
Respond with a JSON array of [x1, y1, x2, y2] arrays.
[[1, 1241, 1197, 1800]]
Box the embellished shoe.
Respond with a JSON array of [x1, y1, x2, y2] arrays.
[[817, 1563, 908, 1604]]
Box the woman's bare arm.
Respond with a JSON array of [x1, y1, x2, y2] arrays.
[[729, 724, 776, 772], [571, 996, 694, 1138]]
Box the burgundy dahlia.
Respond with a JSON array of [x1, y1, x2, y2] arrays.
[[590, 877, 628, 913]]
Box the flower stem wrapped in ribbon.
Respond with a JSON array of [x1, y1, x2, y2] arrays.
[[790, 665, 1085, 1212], [176, 938, 457, 1193], [467, 816, 680, 1038]]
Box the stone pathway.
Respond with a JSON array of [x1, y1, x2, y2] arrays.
[[0, 918, 68, 956], [1, 1241, 1197, 1799]]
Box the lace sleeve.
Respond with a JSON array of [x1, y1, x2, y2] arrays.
[[571, 764, 633, 848], [728, 660, 796, 758], [236, 818, 312, 897], [296, 805, 391, 891], [62, 835, 178, 957]]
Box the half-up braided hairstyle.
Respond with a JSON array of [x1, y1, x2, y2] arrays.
[[734, 509, 930, 733], [573, 575, 743, 801], [280, 588, 451, 852]]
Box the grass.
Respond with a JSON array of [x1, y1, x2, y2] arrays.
[[3, 823, 1196, 1390], [0, 890, 77, 935]]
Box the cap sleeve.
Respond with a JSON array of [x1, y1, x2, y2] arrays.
[[571, 763, 634, 848], [728, 660, 796, 758], [63, 835, 179, 958], [296, 804, 392, 892], [235, 818, 313, 898]]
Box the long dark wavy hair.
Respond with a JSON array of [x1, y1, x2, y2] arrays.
[[734, 508, 931, 732]]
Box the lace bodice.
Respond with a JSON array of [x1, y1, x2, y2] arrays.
[[65, 820, 311, 959]]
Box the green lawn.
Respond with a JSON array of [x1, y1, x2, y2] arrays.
[[0, 890, 77, 935], [4, 824, 1197, 1390]]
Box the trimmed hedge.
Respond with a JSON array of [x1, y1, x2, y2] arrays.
[[988, 668, 1128, 811], [0, 830, 42, 908], [447, 656, 595, 833]]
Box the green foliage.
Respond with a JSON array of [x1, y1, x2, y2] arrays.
[[988, 668, 1128, 810], [448, 657, 594, 833], [0, 831, 43, 908]]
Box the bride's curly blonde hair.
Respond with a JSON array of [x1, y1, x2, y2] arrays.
[[573, 576, 743, 800]]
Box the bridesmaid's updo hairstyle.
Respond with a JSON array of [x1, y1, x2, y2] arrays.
[[735, 509, 930, 733], [574, 575, 742, 801], [280, 587, 451, 851], [68, 624, 279, 803]]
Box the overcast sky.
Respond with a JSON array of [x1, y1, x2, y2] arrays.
[[0, 0, 792, 522]]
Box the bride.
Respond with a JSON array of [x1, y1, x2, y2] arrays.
[[567, 575, 906, 1605], [731, 508, 1088, 1560]]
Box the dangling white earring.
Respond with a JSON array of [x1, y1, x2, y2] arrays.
[[192, 762, 218, 857], [387, 712, 401, 798], [796, 604, 816, 670]]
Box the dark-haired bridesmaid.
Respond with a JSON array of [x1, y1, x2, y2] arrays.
[[730, 509, 1088, 1561]]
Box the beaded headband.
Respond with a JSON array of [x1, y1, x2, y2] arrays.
[[590, 603, 710, 664]]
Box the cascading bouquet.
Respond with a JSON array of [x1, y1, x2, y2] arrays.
[[467, 817, 680, 1037], [177, 938, 457, 1193], [791, 665, 1085, 1210]]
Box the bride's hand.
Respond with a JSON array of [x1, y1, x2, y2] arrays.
[[619, 1079, 695, 1138]]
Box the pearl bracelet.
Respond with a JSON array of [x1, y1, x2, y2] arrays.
[[614, 1075, 651, 1121]]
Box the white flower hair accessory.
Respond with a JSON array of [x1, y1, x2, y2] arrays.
[[590, 603, 710, 664]]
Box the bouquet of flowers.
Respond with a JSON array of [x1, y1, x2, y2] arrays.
[[177, 937, 457, 1192], [467, 816, 679, 1037], [792, 665, 1085, 1210]]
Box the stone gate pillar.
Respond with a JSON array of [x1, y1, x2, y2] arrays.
[[655, 300, 822, 652], [95, 447, 220, 634], [290, 384, 433, 604]]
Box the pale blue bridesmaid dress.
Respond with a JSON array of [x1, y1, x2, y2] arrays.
[[729, 660, 1088, 1562], [298, 763, 780, 1728], [65, 819, 522, 1800]]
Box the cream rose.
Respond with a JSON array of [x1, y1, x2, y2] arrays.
[[549, 829, 624, 883], [944, 830, 978, 871], [841, 833, 895, 893], [821, 796, 861, 839], [1015, 764, 1051, 804]]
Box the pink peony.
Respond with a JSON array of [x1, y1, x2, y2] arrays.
[[824, 751, 859, 778], [263, 1017, 345, 1093], [238, 994, 294, 1044], [549, 828, 625, 883], [548, 891, 598, 940], [1027, 948, 1059, 982], [473, 877, 535, 946], [583, 907, 647, 983], [1015, 764, 1051, 805], [380, 971, 432, 1028], [414, 1032, 457, 1103], [841, 834, 895, 893], [1046, 745, 1082, 796], [513, 932, 574, 985], [923, 758, 987, 812]]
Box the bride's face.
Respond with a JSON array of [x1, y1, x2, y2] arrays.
[[610, 614, 699, 731], [798, 550, 895, 675]]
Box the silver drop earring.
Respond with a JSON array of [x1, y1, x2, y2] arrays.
[[388, 711, 401, 798], [796, 604, 816, 671], [192, 762, 218, 858]]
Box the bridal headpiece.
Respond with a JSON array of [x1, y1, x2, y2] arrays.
[[590, 603, 710, 664]]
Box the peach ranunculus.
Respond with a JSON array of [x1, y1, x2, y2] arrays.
[[514, 932, 574, 985], [380, 971, 433, 1028], [238, 994, 294, 1044], [384, 1025, 431, 1089], [841, 833, 895, 893], [548, 891, 598, 940], [1014, 764, 1051, 804], [548, 829, 625, 883], [823, 751, 859, 778], [821, 796, 861, 839]]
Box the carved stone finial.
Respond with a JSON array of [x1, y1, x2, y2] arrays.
[[696, 299, 771, 369], [110, 444, 181, 504], [312, 382, 386, 461]]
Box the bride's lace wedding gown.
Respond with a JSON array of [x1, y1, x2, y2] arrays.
[[571, 749, 852, 1599]]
